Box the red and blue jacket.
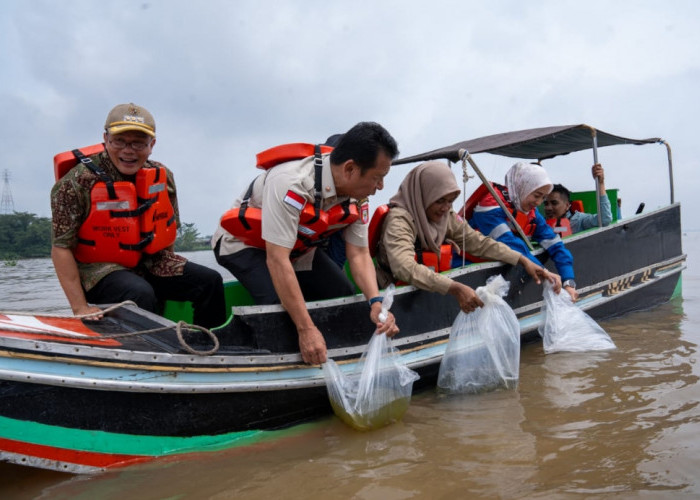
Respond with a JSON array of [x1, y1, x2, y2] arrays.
[[469, 184, 575, 281]]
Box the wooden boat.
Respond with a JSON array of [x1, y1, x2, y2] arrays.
[[0, 125, 685, 474]]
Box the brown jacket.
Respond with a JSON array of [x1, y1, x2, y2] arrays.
[[375, 206, 521, 294]]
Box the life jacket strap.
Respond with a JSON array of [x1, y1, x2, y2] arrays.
[[77, 237, 96, 247], [414, 240, 425, 265], [237, 177, 258, 231], [72, 149, 118, 200], [336, 200, 353, 222], [119, 232, 155, 251], [305, 145, 324, 225]]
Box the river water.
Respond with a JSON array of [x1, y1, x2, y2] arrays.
[[1, 234, 699, 499]]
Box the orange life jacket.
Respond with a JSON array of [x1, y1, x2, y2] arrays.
[[546, 217, 573, 237], [220, 144, 362, 255], [453, 182, 536, 264], [460, 182, 536, 237], [368, 204, 391, 257], [416, 244, 453, 273], [58, 148, 177, 267], [54, 144, 106, 181], [256, 143, 333, 170], [570, 200, 584, 213], [369, 204, 453, 274]]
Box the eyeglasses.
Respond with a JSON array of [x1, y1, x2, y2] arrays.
[[108, 137, 152, 151]]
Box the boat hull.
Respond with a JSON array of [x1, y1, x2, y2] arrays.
[[0, 205, 685, 473]]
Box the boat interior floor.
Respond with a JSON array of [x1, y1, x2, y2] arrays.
[[81, 309, 271, 356]]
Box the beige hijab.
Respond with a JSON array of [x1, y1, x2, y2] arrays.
[[389, 161, 460, 256], [504, 162, 553, 212]]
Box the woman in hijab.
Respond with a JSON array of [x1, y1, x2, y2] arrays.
[[374, 161, 553, 313], [469, 162, 578, 301]]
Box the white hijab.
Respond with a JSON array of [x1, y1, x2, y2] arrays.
[[504, 162, 553, 212]]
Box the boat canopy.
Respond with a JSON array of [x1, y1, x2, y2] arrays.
[[393, 124, 662, 165]]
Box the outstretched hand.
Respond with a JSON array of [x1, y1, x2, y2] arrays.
[[298, 325, 328, 365], [517, 256, 561, 292], [563, 284, 579, 302], [74, 305, 104, 320], [519, 256, 544, 284], [547, 271, 562, 293], [370, 305, 400, 337], [591, 163, 605, 182], [448, 281, 484, 313]]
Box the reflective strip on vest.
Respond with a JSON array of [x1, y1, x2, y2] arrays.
[[148, 183, 165, 195], [539, 235, 562, 249], [298, 225, 317, 236], [488, 223, 511, 240], [96, 200, 131, 211]]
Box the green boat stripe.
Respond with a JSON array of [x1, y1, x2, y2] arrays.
[[0, 415, 276, 457]]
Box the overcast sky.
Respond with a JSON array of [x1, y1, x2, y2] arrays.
[[2, 0, 699, 234]]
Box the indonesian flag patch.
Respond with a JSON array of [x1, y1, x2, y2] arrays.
[[283, 190, 306, 211], [360, 200, 370, 224]]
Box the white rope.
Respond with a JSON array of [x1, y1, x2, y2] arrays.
[[458, 154, 473, 268], [0, 301, 135, 319], [0, 301, 220, 356]]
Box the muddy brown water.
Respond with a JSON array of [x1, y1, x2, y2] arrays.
[[1, 235, 699, 499]]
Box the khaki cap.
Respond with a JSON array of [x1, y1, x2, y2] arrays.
[[104, 103, 156, 137]]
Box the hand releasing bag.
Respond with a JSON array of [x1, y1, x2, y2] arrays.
[[437, 275, 520, 394], [322, 285, 420, 430], [538, 281, 616, 353]]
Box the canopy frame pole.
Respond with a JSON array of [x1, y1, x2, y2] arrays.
[[662, 140, 675, 204], [585, 126, 603, 228], [458, 149, 534, 251], [457, 158, 471, 268]]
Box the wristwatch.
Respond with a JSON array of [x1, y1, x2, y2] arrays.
[[368, 296, 384, 306], [563, 279, 577, 289]]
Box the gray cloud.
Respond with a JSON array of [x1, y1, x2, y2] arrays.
[[1, 0, 698, 234]]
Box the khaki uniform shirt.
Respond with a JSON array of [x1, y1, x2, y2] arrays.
[[212, 154, 368, 271], [51, 152, 185, 291], [375, 206, 522, 294]]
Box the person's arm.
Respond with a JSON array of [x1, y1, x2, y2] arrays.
[[531, 212, 577, 301], [593, 163, 606, 195], [470, 207, 543, 267], [51, 246, 103, 318], [593, 164, 613, 227], [447, 282, 484, 313], [454, 212, 559, 292], [265, 242, 327, 364], [574, 164, 612, 231], [381, 210, 454, 294], [383, 210, 483, 313], [517, 254, 561, 292], [50, 176, 103, 318], [575, 196, 612, 232], [345, 242, 399, 336]]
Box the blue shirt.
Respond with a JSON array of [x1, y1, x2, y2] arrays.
[[470, 204, 575, 281], [569, 195, 612, 233]]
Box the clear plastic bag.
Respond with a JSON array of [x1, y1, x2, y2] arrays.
[[437, 275, 520, 394], [538, 281, 616, 354], [322, 285, 420, 430]]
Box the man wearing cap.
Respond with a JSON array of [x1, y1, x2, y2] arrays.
[[50, 103, 226, 328]]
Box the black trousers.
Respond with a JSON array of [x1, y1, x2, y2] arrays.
[[214, 242, 355, 305], [85, 261, 226, 328]]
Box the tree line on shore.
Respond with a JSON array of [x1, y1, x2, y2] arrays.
[[0, 212, 210, 261]]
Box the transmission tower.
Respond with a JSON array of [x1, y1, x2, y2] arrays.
[[1, 169, 15, 214]]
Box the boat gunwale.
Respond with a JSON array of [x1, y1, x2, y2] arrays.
[[0, 243, 686, 371], [0, 258, 685, 394]]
